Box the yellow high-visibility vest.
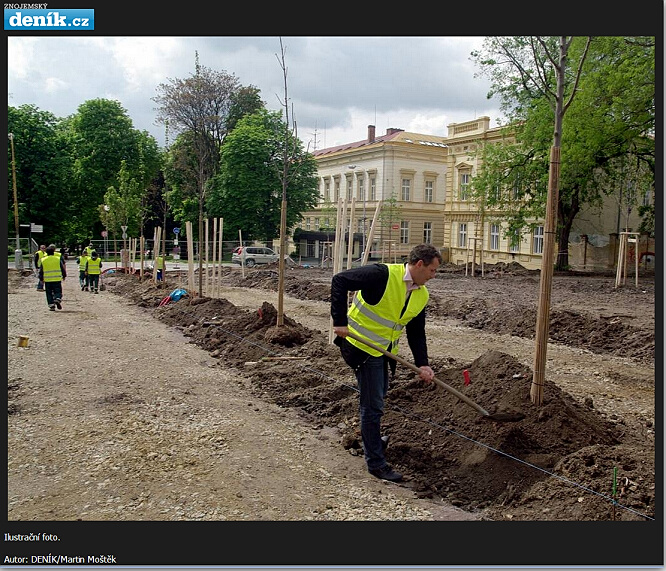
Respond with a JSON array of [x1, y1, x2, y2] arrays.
[[346, 264, 429, 357], [86, 257, 102, 275], [41, 255, 62, 283]]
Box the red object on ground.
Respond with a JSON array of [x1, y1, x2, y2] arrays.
[[463, 369, 471, 386]]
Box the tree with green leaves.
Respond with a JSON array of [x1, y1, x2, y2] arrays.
[[226, 85, 265, 134], [102, 159, 143, 238], [154, 52, 243, 296], [67, 98, 161, 242], [8, 104, 74, 246], [471, 36, 655, 270], [377, 192, 402, 258], [206, 109, 319, 243]]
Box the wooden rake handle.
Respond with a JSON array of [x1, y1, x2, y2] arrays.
[[344, 331, 491, 418]]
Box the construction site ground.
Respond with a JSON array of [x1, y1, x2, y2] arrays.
[[6, 260, 659, 563]]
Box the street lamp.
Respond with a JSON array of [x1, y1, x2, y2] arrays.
[[103, 205, 110, 258], [348, 164, 365, 259], [8, 133, 23, 270]]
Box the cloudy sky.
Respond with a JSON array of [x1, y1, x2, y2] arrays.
[[7, 36, 503, 150]]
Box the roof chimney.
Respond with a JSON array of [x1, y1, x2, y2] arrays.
[[367, 125, 375, 143]]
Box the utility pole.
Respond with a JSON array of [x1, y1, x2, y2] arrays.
[[8, 133, 23, 270]]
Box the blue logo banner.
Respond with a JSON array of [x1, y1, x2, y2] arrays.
[[4, 9, 94, 30]]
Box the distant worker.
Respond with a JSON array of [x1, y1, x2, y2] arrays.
[[39, 244, 66, 311], [76, 250, 89, 291], [85, 250, 103, 294], [33, 244, 47, 291], [84, 243, 94, 257], [156, 254, 167, 281]]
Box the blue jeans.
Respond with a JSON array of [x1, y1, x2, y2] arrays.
[[355, 354, 389, 471]]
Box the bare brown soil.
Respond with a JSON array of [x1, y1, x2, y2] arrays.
[[105, 261, 657, 522]]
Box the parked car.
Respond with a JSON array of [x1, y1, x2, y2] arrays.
[[231, 246, 279, 267]]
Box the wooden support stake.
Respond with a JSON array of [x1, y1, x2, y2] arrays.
[[239, 229, 245, 279], [346, 197, 356, 270], [362, 201, 381, 266], [218, 218, 223, 299], [186, 221, 195, 292], [204, 218, 210, 296], [211, 217, 217, 299]]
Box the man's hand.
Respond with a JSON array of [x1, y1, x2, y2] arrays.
[[418, 365, 435, 384], [333, 326, 349, 338]]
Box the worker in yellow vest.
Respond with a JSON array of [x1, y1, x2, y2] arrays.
[[33, 244, 47, 291], [85, 250, 103, 294], [38, 245, 67, 311], [76, 251, 89, 291], [156, 255, 167, 281], [331, 243, 442, 482]]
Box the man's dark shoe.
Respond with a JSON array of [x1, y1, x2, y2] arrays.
[[48, 305, 56, 311], [381, 435, 390, 451], [369, 465, 402, 482], [55, 299, 62, 310]]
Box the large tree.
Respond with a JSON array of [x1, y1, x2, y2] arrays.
[[471, 36, 655, 270], [154, 52, 242, 295], [8, 104, 74, 246], [206, 109, 319, 243], [67, 98, 161, 242]]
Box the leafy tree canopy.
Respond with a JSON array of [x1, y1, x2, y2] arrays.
[[206, 109, 319, 243]]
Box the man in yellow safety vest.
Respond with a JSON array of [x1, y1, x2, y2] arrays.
[[85, 250, 103, 294], [33, 244, 47, 291], [39, 244, 67, 311], [331, 243, 442, 482]]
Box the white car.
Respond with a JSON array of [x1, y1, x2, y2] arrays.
[[231, 246, 279, 267]]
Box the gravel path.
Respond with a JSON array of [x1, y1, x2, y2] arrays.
[[7, 265, 477, 522]]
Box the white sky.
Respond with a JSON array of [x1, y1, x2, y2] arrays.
[[8, 36, 503, 150]]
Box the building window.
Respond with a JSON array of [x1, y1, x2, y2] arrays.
[[490, 184, 500, 202], [400, 221, 409, 244], [458, 223, 467, 248], [401, 179, 411, 201], [358, 178, 365, 202], [324, 182, 330, 202], [490, 224, 500, 250], [423, 222, 432, 244], [346, 178, 353, 201], [305, 217, 311, 230], [509, 230, 520, 252], [425, 181, 433, 203], [533, 225, 544, 254], [334, 180, 340, 202], [306, 240, 315, 258], [643, 189, 652, 206], [370, 177, 376, 201], [512, 175, 521, 200], [460, 173, 470, 201], [314, 217, 320, 230]]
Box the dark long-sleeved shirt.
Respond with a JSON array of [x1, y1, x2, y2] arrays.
[[330, 263, 430, 367]]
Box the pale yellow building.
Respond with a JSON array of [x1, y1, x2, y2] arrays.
[[293, 116, 653, 271]]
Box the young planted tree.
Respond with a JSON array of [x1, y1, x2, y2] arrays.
[[376, 192, 402, 260], [472, 36, 592, 406]]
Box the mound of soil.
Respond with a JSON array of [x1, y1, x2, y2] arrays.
[[103, 270, 655, 521]]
